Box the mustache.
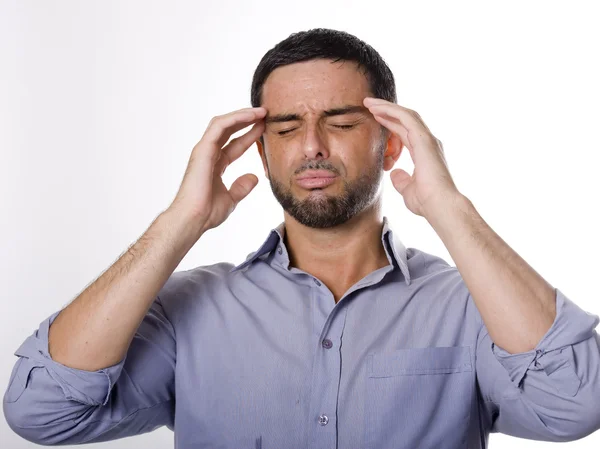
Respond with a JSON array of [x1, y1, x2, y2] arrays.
[[294, 161, 340, 176]]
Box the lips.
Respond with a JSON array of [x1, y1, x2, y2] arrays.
[[296, 177, 337, 189], [295, 170, 337, 189]]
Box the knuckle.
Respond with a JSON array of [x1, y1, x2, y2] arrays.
[[208, 115, 222, 127]]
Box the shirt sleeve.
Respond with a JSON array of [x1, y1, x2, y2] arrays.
[[3, 296, 176, 445], [475, 287, 600, 442]]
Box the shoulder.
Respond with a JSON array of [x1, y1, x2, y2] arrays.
[[406, 247, 482, 330], [406, 247, 456, 280], [406, 247, 473, 303], [162, 262, 235, 292], [156, 262, 236, 321]]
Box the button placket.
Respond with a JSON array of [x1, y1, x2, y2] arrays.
[[307, 288, 347, 448]]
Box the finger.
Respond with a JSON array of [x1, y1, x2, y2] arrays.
[[364, 97, 434, 134], [196, 108, 267, 161], [372, 113, 410, 145], [366, 102, 428, 135], [228, 173, 259, 206], [371, 114, 415, 161], [206, 108, 267, 148], [390, 168, 412, 195], [216, 120, 265, 176], [371, 105, 437, 156]]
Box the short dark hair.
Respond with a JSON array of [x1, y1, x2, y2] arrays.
[[250, 28, 397, 146]]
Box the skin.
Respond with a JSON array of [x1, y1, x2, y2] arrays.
[[256, 59, 403, 302]]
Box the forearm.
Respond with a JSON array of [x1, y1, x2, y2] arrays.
[[48, 206, 203, 371], [424, 193, 556, 354]]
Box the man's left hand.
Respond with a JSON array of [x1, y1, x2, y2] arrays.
[[363, 97, 462, 218]]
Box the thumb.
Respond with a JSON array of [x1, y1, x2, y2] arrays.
[[390, 168, 412, 195], [228, 173, 259, 205]]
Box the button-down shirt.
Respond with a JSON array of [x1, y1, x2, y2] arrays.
[[4, 217, 600, 448]]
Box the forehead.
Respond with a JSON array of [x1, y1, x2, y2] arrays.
[[261, 59, 372, 112]]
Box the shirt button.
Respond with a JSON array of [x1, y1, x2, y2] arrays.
[[318, 414, 329, 426], [314, 279, 321, 286], [322, 339, 333, 349], [277, 246, 283, 255]]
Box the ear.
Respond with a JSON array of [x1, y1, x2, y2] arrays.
[[256, 139, 269, 178], [383, 131, 403, 171]]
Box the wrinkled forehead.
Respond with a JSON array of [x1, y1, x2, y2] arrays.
[[260, 59, 371, 113]]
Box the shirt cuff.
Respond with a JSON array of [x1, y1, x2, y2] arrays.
[[490, 287, 600, 394], [13, 310, 127, 406]]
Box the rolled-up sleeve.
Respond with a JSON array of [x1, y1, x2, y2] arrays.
[[476, 287, 600, 442], [3, 296, 176, 445]]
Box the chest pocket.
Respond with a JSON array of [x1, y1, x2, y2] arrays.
[[364, 346, 474, 449]]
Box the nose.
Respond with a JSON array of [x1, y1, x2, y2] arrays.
[[301, 123, 330, 160]]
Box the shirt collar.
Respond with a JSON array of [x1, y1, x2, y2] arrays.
[[230, 216, 411, 286]]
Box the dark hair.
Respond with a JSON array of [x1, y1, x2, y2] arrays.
[[250, 28, 397, 146]]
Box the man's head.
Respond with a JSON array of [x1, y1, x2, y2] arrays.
[[250, 28, 403, 228]]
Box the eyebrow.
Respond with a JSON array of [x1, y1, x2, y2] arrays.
[[264, 105, 369, 124]]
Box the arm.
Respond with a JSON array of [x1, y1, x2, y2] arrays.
[[476, 287, 600, 441], [361, 96, 600, 441], [364, 97, 557, 354], [3, 294, 177, 444], [47, 207, 201, 372], [424, 193, 556, 354], [426, 194, 600, 440], [3, 105, 266, 444], [3, 208, 199, 444]]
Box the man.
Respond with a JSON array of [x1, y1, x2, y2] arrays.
[[4, 28, 600, 449]]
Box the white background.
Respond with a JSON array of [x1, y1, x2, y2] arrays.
[[1, 0, 599, 447]]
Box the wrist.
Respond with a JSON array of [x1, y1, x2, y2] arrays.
[[423, 191, 471, 224], [157, 207, 206, 251]]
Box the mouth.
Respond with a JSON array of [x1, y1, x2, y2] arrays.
[[295, 170, 337, 189], [296, 177, 337, 189]]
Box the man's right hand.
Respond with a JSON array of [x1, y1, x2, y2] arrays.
[[169, 107, 267, 234]]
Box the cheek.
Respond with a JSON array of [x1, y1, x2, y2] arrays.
[[345, 149, 381, 177], [264, 150, 294, 178], [266, 150, 284, 168]]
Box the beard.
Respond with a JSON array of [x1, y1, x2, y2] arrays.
[[266, 139, 386, 229]]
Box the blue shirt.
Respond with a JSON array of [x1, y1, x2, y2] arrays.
[[4, 217, 600, 448]]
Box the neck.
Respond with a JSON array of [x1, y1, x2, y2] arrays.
[[282, 201, 390, 298]]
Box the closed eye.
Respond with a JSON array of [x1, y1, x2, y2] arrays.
[[277, 128, 297, 136], [277, 124, 355, 136]]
